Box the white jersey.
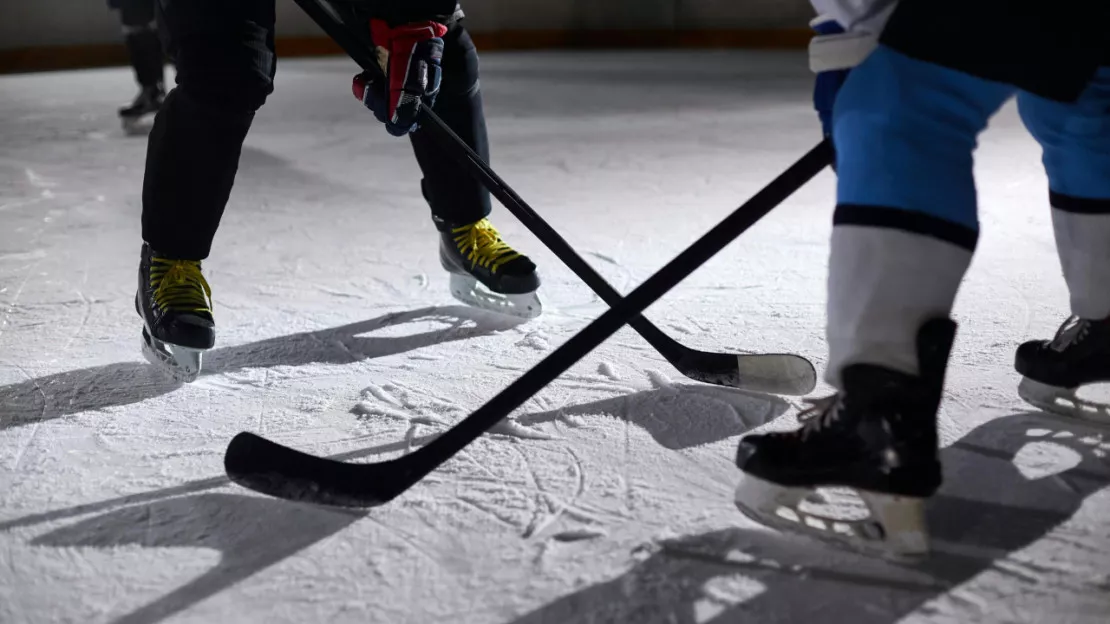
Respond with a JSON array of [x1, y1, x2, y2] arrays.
[[809, 0, 899, 35]]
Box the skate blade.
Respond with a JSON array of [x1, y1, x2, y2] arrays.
[[142, 329, 204, 383], [448, 273, 542, 320], [1018, 378, 1110, 424], [734, 473, 929, 561]]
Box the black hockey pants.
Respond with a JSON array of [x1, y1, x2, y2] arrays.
[[140, 0, 491, 258]]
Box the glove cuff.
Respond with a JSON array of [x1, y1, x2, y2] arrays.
[[809, 15, 845, 36], [809, 29, 878, 73], [369, 19, 449, 47]]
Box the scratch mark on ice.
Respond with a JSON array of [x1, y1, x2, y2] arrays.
[[489, 419, 556, 440], [646, 369, 674, 390], [597, 361, 621, 381], [515, 331, 550, 352], [351, 401, 412, 423], [25, 168, 57, 188], [587, 250, 620, 266], [404, 423, 420, 453], [524, 447, 587, 539], [7, 365, 46, 472], [60, 285, 92, 353], [550, 527, 607, 542], [361, 384, 403, 408], [668, 322, 695, 335]]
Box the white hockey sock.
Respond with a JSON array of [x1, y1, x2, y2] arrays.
[[826, 224, 973, 388], [1052, 208, 1110, 320]]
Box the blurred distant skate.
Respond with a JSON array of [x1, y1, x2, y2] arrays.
[[119, 84, 163, 135]]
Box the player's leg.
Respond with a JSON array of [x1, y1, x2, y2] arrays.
[[1015, 66, 1110, 420], [733, 44, 1015, 557], [408, 18, 542, 318], [115, 0, 166, 131], [136, 0, 277, 381]]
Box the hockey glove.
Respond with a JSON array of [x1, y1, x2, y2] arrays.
[[353, 19, 449, 136], [808, 15, 878, 152], [810, 17, 850, 141]]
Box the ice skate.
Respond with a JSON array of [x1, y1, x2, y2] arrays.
[[439, 217, 542, 319], [135, 243, 215, 383], [1016, 315, 1110, 423], [733, 318, 956, 560], [119, 84, 164, 135]]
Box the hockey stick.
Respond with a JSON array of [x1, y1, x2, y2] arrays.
[[224, 139, 832, 508], [291, 0, 822, 396]]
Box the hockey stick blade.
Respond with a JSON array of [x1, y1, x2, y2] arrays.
[[225, 141, 832, 508], [225, 431, 409, 507], [675, 352, 816, 396], [291, 0, 820, 396]]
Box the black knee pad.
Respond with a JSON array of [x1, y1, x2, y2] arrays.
[[173, 35, 274, 115], [157, 0, 276, 115], [177, 77, 272, 119]]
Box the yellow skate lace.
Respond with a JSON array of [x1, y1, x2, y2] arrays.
[[452, 218, 522, 274], [151, 257, 212, 315]]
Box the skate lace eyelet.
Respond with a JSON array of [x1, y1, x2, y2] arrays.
[[455, 219, 521, 274], [151, 258, 212, 314], [1050, 316, 1091, 352]]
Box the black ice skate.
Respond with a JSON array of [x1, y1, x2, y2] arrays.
[[1016, 315, 1110, 423], [439, 217, 542, 319], [135, 243, 215, 382], [119, 84, 164, 135], [733, 318, 956, 559]]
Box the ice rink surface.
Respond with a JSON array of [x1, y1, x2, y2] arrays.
[[2, 50, 1109, 624]]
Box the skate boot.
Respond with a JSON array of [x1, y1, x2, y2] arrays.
[[135, 242, 215, 382], [439, 217, 542, 319], [733, 318, 956, 559], [119, 84, 164, 134], [1016, 315, 1110, 422]]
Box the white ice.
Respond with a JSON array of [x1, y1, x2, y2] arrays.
[[3, 51, 1110, 624]]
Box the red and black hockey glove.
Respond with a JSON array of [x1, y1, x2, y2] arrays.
[[352, 19, 448, 136]]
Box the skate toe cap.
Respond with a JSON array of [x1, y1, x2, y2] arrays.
[[163, 314, 215, 349], [1014, 340, 1077, 385], [734, 435, 765, 467], [498, 271, 541, 295], [1014, 340, 1046, 370], [176, 312, 214, 329]]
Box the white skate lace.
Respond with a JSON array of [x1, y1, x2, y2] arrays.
[[1049, 315, 1091, 352], [795, 394, 843, 439]]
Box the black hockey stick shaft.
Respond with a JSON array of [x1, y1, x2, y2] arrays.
[[292, 0, 822, 395], [224, 141, 830, 505]]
